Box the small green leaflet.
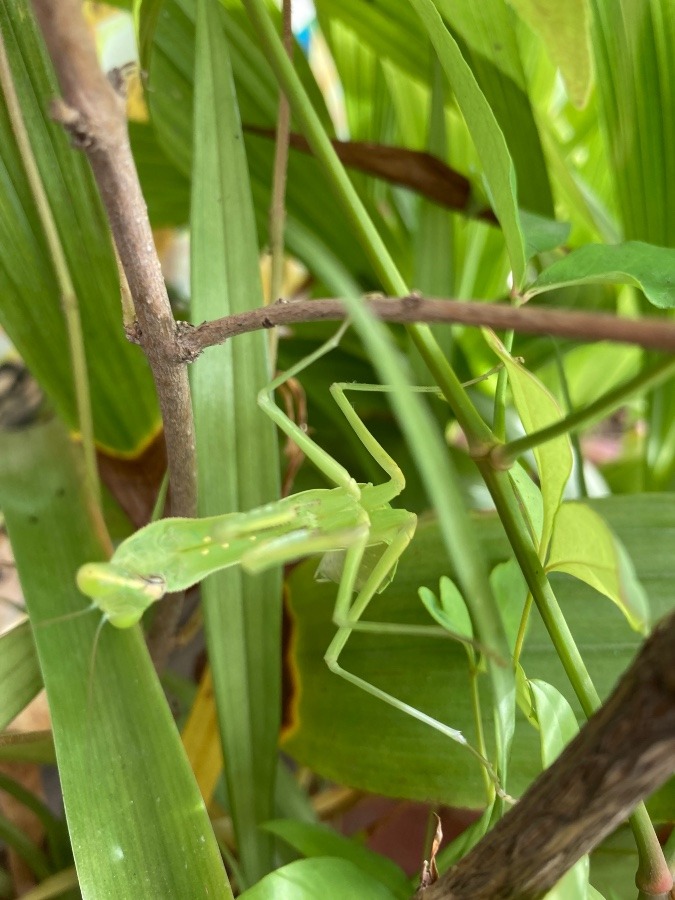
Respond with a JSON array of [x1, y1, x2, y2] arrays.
[[547, 502, 650, 634]]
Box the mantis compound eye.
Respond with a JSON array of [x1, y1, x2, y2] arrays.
[[76, 563, 166, 603]]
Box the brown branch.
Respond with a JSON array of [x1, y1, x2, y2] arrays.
[[31, 0, 195, 664], [176, 295, 675, 359], [246, 126, 497, 223], [413, 610, 675, 900]]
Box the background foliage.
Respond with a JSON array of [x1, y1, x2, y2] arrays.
[[0, 0, 673, 898]]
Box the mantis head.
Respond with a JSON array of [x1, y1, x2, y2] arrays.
[[76, 563, 166, 628]]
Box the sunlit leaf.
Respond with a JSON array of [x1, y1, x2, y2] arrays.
[[508, 462, 544, 546], [485, 329, 573, 553], [190, 0, 281, 881], [490, 558, 528, 652], [405, 0, 527, 286], [543, 857, 591, 900], [264, 821, 409, 899], [529, 679, 579, 766], [547, 502, 650, 634], [238, 858, 398, 899], [419, 576, 473, 640], [508, 0, 593, 108]]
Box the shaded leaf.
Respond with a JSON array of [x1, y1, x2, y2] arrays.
[[0, 620, 41, 730], [0, 0, 158, 454], [520, 210, 571, 260], [526, 241, 675, 309]]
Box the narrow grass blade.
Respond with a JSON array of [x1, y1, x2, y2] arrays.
[[190, 0, 281, 883], [0, 419, 231, 899], [0, 620, 41, 730]]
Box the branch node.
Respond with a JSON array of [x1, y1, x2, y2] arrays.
[[175, 320, 203, 363], [50, 97, 93, 149], [107, 62, 135, 99], [403, 290, 422, 309], [124, 320, 142, 345]]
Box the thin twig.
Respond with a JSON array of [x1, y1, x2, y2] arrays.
[[414, 610, 675, 900], [267, 0, 292, 310], [176, 295, 675, 359], [31, 0, 195, 665]]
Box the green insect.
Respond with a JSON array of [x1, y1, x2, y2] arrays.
[[76, 323, 502, 779]]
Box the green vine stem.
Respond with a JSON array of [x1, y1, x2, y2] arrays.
[[493, 355, 675, 469], [241, 0, 669, 887], [479, 464, 672, 895]]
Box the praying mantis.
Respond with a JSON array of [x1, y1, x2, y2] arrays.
[[76, 322, 503, 783]]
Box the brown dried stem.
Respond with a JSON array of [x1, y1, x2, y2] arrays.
[[31, 0, 195, 664], [414, 610, 675, 900]]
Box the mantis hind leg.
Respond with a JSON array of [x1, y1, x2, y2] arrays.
[[323, 514, 502, 789], [329, 383, 444, 503], [258, 321, 358, 493]]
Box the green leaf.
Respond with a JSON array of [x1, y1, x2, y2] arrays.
[[0, 0, 158, 454], [129, 121, 190, 228], [525, 241, 675, 308], [239, 858, 399, 900], [190, 0, 281, 882], [282, 496, 675, 811], [508, 0, 593, 108], [547, 502, 650, 634], [433, 0, 554, 216], [490, 558, 528, 652], [528, 679, 579, 766], [485, 329, 573, 553], [319, 0, 554, 217], [0, 731, 55, 765], [0, 620, 41, 730], [520, 210, 571, 261], [543, 857, 590, 900], [590, 826, 638, 899], [508, 462, 544, 546], [0, 419, 231, 899], [145, 0, 381, 283], [590, 1, 675, 247], [419, 576, 473, 640], [406, 0, 527, 285], [263, 821, 409, 899]]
